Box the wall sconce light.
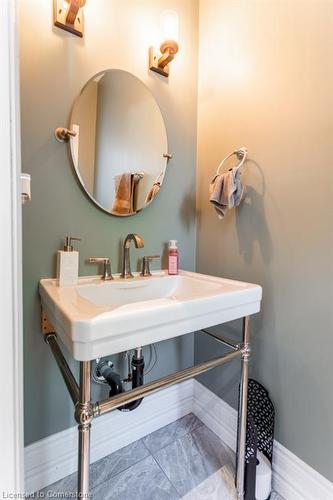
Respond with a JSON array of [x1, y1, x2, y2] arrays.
[[149, 10, 179, 77], [54, 0, 86, 38]]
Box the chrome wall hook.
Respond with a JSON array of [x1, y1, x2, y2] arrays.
[[55, 127, 77, 143]]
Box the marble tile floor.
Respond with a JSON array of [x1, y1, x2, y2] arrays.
[[38, 413, 284, 500]]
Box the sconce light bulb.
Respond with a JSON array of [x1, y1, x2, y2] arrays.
[[160, 40, 179, 56], [160, 10, 179, 45], [149, 9, 179, 76]]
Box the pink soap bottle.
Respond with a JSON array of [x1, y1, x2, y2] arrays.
[[168, 240, 179, 275]]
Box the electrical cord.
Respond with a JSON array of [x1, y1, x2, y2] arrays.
[[143, 345, 152, 374], [144, 344, 158, 376]]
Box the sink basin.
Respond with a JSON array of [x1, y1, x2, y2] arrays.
[[39, 270, 262, 361]]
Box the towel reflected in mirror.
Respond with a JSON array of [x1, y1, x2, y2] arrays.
[[145, 181, 161, 205], [111, 172, 144, 216], [111, 173, 135, 215]]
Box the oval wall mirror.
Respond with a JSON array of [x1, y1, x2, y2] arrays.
[[69, 69, 169, 216]]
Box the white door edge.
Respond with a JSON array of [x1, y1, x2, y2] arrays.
[[0, 0, 24, 493]]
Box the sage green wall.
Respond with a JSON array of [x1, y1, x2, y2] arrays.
[[20, 0, 198, 446], [195, 0, 333, 482]]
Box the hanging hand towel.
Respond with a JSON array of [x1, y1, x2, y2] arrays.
[[209, 167, 244, 219], [111, 173, 135, 215]]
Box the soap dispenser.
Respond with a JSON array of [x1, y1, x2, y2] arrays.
[[56, 236, 81, 287], [168, 240, 179, 275]]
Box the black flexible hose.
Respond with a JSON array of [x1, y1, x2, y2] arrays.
[[101, 353, 144, 412], [100, 366, 122, 394]]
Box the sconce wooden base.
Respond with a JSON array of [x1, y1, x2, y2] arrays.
[[54, 0, 84, 38], [149, 47, 170, 77]]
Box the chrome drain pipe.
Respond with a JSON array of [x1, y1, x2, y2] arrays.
[[94, 348, 242, 417]]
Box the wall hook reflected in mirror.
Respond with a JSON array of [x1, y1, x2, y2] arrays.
[[55, 127, 77, 143], [163, 153, 173, 161]]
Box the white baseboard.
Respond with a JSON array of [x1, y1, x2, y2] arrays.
[[193, 380, 333, 500], [25, 379, 333, 500], [192, 379, 238, 453], [24, 380, 193, 493], [272, 440, 333, 500]]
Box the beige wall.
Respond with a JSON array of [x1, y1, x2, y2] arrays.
[[196, 0, 333, 482], [20, 0, 198, 445]]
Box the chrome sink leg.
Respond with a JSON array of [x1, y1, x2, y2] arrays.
[[236, 316, 251, 500], [75, 361, 93, 496]]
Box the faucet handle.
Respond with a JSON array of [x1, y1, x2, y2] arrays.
[[88, 257, 113, 281], [141, 255, 160, 277]]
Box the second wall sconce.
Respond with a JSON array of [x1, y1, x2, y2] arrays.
[[54, 0, 86, 37], [149, 10, 179, 78]]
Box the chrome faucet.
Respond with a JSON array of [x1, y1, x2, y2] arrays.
[[121, 233, 144, 279]]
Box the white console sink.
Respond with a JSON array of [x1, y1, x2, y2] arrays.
[[39, 270, 262, 361]]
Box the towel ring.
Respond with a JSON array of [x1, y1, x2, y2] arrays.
[[217, 147, 248, 175]]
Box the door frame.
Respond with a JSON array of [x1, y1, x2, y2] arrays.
[[0, 0, 24, 493]]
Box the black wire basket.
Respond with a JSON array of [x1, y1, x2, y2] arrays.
[[238, 379, 275, 500]]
